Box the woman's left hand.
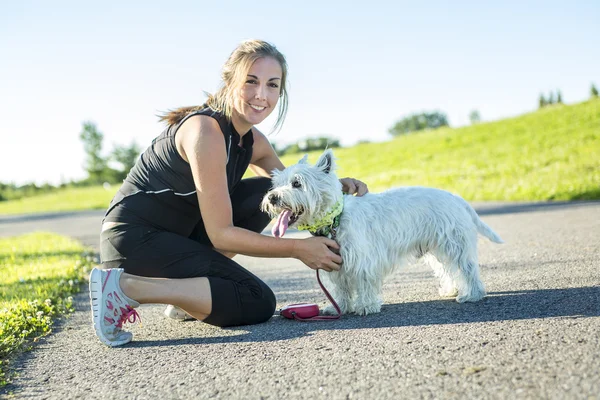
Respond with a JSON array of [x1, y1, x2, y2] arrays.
[[340, 178, 369, 196]]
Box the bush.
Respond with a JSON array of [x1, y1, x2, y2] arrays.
[[389, 111, 449, 136], [275, 136, 341, 156]]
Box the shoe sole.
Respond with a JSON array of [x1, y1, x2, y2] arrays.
[[89, 268, 132, 347], [164, 305, 196, 321]]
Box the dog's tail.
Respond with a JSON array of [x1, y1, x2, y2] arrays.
[[457, 196, 504, 243]]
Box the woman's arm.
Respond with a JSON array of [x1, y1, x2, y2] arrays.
[[178, 116, 341, 271], [248, 128, 285, 177]]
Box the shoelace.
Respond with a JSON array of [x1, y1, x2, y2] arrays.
[[116, 305, 141, 328]]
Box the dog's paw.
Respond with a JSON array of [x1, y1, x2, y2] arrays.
[[323, 299, 352, 315], [353, 302, 381, 316], [456, 290, 486, 303], [438, 286, 458, 297], [322, 305, 340, 315]]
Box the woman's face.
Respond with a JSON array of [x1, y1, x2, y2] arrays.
[[233, 56, 283, 129]]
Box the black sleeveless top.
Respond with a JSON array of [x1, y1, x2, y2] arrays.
[[104, 107, 254, 237]]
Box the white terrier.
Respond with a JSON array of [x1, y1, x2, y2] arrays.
[[262, 149, 504, 316]]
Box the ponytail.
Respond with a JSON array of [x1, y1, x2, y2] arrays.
[[157, 104, 208, 126]]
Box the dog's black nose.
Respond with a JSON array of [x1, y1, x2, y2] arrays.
[[269, 193, 279, 205]]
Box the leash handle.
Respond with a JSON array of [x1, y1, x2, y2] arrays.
[[291, 270, 341, 321]]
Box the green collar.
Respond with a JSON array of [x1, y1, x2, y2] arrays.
[[297, 196, 344, 236]]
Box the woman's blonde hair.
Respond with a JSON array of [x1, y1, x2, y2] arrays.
[[160, 39, 289, 132]]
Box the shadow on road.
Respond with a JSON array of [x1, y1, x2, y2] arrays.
[[129, 285, 600, 348]]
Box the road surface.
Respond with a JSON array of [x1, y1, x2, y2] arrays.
[[0, 201, 598, 399]]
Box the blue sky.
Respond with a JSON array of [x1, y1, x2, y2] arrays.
[[1, 1, 599, 185]]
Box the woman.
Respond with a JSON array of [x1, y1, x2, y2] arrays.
[[90, 39, 368, 347]]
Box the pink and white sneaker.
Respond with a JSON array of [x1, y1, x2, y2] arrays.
[[89, 267, 141, 347]]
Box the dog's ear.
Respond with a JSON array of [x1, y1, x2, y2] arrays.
[[298, 154, 309, 164], [315, 149, 335, 174]]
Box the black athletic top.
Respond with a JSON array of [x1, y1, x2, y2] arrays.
[[103, 107, 254, 237]]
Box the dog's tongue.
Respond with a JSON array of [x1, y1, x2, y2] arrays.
[[272, 209, 292, 238]]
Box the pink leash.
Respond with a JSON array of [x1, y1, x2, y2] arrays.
[[280, 270, 341, 321]]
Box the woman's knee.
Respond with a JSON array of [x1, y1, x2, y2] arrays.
[[232, 177, 272, 210], [231, 177, 273, 233], [248, 284, 276, 324], [236, 281, 276, 325], [207, 294, 275, 328], [204, 278, 276, 327], [247, 176, 272, 195]]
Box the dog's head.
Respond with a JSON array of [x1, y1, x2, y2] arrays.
[[262, 149, 343, 237]]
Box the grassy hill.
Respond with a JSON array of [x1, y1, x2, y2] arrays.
[[287, 98, 598, 201], [1, 99, 598, 215]]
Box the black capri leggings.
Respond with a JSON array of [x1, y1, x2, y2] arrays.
[[99, 177, 276, 327]]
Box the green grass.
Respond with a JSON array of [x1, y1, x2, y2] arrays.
[[0, 185, 116, 215], [1, 98, 598, 216], [0, 233, 94, 387], [280, 99, 600, 201]]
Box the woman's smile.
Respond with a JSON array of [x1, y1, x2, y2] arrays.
[[249, 104, 266, 112]]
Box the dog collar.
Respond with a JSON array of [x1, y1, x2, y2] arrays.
[[297, 196, 344, 237]]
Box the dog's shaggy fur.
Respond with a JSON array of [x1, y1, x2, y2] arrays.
[[262, 150, 503, 315]]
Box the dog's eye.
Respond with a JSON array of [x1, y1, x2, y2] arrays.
[[292, 180, 301, 188]]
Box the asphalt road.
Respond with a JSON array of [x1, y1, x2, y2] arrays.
[[1, 201, 599, 399]]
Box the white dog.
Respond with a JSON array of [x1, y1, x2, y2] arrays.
[[262, 149, 504, 316]]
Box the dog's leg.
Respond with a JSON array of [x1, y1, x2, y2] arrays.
[[450, 235, 486, 302], [322, 271, 354, 315], [455, 256, 486, 303], [353, 267, 383, 316], [425, 254, 458, 297], [433, 232, 486, 303]]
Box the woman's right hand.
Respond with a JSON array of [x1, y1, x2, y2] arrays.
[[292, 237, 342, 272]]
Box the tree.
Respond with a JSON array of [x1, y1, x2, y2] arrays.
[[539, 94, 547, 108], [274, 136, 341, 156], [424, 112, 449, 129], [79, 121, 108, 184], [299, 137, 340, 152], [592, 83, 599, 98], [556, 90, 563, 103], [111, 141, 142, 182], [469, 110, 481, 125], [389, 111, 449, 136], [548, 92, 555, 105]]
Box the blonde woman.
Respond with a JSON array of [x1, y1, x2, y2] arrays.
[[90, 39, 368, 347]]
